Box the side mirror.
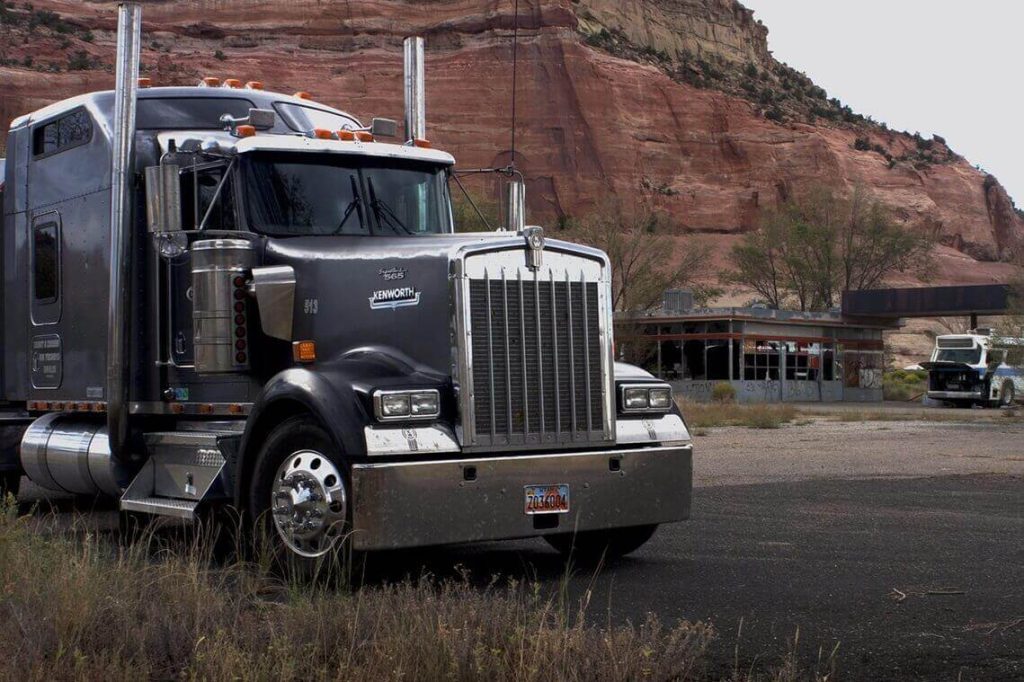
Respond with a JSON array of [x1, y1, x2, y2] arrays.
[[144, 164, 182, 233], [247, 108, 276, 130], [371, 117, 399, 138]]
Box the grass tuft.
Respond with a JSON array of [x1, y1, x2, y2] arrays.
[[679, 399, 798, 430]]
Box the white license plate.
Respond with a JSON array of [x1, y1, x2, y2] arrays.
[[524, 484, 570, 515]]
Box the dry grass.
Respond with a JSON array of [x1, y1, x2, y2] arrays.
[[0, 500, 720, 681], [679, 399, 798, 430]]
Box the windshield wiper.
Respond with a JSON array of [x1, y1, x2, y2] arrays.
[[334, 175, 364, 234], [367, 177, 414, 235]]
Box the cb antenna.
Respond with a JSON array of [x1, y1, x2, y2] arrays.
[[509, 0, 519, 172]]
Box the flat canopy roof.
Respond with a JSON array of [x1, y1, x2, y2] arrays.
[[616, 306, 902, 330], [842, 284, 1010, 318]]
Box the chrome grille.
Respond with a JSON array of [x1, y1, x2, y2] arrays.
[[467, 270, 607, 447]]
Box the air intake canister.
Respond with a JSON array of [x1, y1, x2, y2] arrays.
[[191, 239, 255, 374]]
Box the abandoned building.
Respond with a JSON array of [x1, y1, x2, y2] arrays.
[[615, 300, 902, 403]]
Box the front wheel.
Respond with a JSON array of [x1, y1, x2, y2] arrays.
[[248, 415, 350, 568], [544, 524, 659, 561], [1000, 381, 1015, 407]]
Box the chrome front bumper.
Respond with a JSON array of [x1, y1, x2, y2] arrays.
[[928, 390, 983, 400], [349, 443, 693, 551]]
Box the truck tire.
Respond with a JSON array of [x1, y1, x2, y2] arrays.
[[0, 471, 19, 501], [1000, 381, 1015, 407], [544, 524, 659, 561], [247, 415, 351, 569]]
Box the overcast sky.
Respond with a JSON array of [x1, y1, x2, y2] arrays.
[[741, 0, 1024, 204]]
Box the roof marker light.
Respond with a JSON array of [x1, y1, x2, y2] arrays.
[[312, 128, 335, 140], [199, 77, 221, 88], [235, 125, 256, 138], [245, 81, 264, 90], [138, 77, 152, 88], [354, 131, 374, 142], [337, 130, 355, 141], [413, 138, 432, 149], [294, 91, 313, 100], [223, 78, 242, 89]]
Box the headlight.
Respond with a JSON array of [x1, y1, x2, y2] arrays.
[[619, 384, 673, 414], [374, 389, 441, 421]]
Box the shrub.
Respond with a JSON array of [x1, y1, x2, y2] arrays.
[[66, 49, 91, 70], [711, 382, 736, 403], [854, 136, 871, 151], [765, 106, 785, 122], [214, 49, 226, 61]]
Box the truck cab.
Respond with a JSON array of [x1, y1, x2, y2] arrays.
[[0, 11, 692, 563], [923, 331, 1021, 408]]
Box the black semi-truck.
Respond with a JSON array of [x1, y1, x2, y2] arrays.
[[0, 4, 692, 561]]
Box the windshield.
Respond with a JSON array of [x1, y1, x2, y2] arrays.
[[934, 347, 982, 364], [273, 103, 359, 134], [242, 153, 452, 237]]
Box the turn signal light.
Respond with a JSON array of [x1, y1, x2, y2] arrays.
[[223, 78, 242, 89], [293, 340, 317, 364], [137, 77, 152, 88], [245, 81, 264, 90], [198, 77, 221, 88], [354, 131, 374, 142], [312, 128, 335, 140], [413, 138, 432, 149], [293, 91, 313, 100]]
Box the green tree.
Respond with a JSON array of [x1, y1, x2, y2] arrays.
[[727, 185, 933, 310]]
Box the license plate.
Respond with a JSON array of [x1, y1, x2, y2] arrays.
[[524, 484, 570, 515], [946, 384, 961, 390]]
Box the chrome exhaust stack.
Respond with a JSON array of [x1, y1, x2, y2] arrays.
[[107, 2, 142, 460], [403, 36, 426, 142], [507, 178, 526, 232]]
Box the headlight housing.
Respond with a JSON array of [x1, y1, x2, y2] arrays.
[[373, 389, 441, 421], [618, 383, 673, 414]]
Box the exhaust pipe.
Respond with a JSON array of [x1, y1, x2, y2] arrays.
[[107, 2, 142, 459], [403, 37, 425, 142], [507, 178, 526, 232]]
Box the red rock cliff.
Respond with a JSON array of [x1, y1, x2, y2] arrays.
[[1, 0, 1019, 284]]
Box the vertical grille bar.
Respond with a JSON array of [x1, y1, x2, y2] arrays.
[[501, 270, 512, 440], [581, 272, 592, 434], [485, 269, 496, 440], [534, 271, 545, 437], [518, 270, 529, 437], [550, 268, 561, 437], [566, 271, 577, 438]]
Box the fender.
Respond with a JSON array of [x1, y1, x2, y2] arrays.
[[233, 346, 448, 508]]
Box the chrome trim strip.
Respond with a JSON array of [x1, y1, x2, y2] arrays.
[[615, 414, 690, 445], [364, 424, 460, 457], [581, 271, 592, 434]]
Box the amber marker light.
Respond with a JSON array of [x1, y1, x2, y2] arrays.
[[337, 130, 355, 141], [138, 77, 152, 88], [223, 78, 242, 89], [312, 128, 335, 140], [245, 81, 264, 90], [293, 91, 313, 100], [199, 77, 221, 88], [293, 340, 317, 364], [354, 131, 374, 142], [413, 138, 432, 149], [235, 125, 256, 138]]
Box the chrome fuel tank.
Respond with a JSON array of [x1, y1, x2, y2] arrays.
[[20, 413, 133, 496]]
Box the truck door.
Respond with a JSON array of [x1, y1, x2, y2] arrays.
[[29, 212, 62, 389]]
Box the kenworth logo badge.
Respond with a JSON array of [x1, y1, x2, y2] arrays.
[[369, 286, 421, 310]]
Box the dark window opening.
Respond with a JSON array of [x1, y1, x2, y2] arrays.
[[706, 340, 731, 380], [682, 340, 706, 380], [659, 340, 682, 379], [33, 223, 59, 303], [32, 108, 92, 158], [180, 164, 236, 231], [273, 102, 359, 134]]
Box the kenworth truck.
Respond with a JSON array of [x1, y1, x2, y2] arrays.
[[0, 5, 692, 561]]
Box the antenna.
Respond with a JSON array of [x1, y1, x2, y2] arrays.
[[510, 0, 519, 170]]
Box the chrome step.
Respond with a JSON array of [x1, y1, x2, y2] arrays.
[[121, 496, 198, 520], [121, 429, 238, 519]]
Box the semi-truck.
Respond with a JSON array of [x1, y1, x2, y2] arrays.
[[0, 4, 692, 563]]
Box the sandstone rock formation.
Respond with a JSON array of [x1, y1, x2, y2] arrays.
[[1, 0, 1020, 288]]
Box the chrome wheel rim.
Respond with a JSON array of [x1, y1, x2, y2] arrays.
[[271, 450, 347, 558]]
